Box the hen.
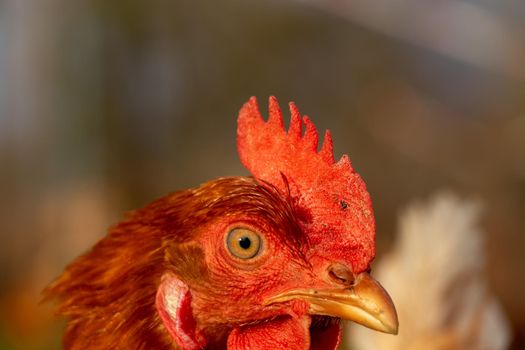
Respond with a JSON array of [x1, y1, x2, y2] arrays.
[[45, 96, 398, 350]]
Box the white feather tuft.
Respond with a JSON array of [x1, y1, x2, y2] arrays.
[[347, 191, 511, 350]]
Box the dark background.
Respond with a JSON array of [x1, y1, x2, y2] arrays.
[[1, 0, 524, 349]]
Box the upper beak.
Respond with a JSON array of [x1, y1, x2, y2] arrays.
[[265, 272, 398, 334]]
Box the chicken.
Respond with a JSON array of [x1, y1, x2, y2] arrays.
[[347, 192, 510, 350], [44, 96, 398, 350]]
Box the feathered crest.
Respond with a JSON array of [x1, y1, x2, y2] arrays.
[[237, 96, 375, 273]]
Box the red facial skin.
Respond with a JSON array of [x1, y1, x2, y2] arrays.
[[158, 177, 349, 349], [45, 97, 377, 349]]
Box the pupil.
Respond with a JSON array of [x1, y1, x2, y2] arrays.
[[238, 236, 251, 250]]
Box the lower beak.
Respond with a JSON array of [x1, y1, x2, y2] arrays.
[[265, 272, 398, 334]]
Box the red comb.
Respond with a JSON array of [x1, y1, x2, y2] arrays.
[[237, 96, 375, 273]]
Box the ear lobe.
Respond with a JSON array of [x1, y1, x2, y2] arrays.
[[156, 274, 205, 350]]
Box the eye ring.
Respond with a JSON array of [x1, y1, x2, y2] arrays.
[[226, 228, 262, 260]]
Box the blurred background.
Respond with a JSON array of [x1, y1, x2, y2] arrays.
[[1, 0, 524, 349]]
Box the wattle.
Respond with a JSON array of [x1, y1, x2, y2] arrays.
[[227, 315, 342, 350]]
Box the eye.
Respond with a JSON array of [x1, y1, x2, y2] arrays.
[[226, 228, 262, 259]]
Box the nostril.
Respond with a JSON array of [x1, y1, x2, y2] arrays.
[[329, 270, 347, 283], [328, 263, 355, 286]]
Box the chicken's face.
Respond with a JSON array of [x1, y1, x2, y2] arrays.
[[155, 179, 396, 350], [156, 100, 399, 350]]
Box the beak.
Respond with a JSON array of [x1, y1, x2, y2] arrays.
[[265, 272, 398, 334]]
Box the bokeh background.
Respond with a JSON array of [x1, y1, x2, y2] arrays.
[[1, 0, 524, 349]]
